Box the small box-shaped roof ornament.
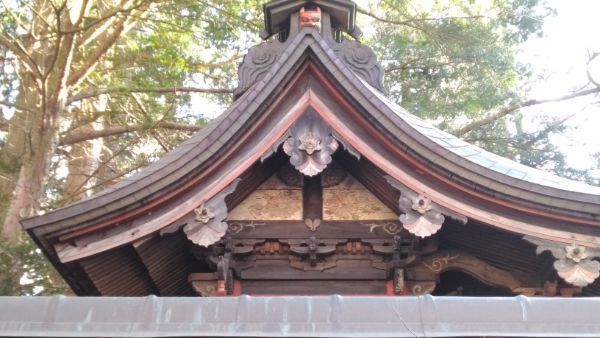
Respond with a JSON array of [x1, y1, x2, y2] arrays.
[[262, 0, 357, 39]]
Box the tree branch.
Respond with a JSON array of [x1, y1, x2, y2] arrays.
[[68, 86, 233, 104], [0, 34, 43, 79], [59, 121, 202, 145], [357, 7, 485, 26], [356, 7, 427, 33], [0, 100, 38, 115], [457, 87, 600, 136], [67, 1, 151, 88]]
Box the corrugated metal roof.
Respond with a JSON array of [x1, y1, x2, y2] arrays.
[[1, 295, 600, 337]]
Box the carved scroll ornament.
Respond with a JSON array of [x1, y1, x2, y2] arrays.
[[234, 39, 284, 98], [335, 41, 385, 92], [282, 110, 339, 176], [386, 177, 467, 238], [524, 236, 600, 287], [183, 180, 240, 247]]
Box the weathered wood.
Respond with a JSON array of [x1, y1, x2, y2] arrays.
[[303, 175, 323, 226], [406, 250, 540, 293], [79, 245, 158, 296], [132, 233, 196, 296], [227, 220, 403, 239], [323, 169, 397, 221], [226, 152, 288, 211], [228, 180, 303, 221]]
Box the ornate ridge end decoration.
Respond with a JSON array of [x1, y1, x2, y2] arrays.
[[234, 39, 285, 99], [282, 110, 339, 177], [385, 176, 467, 238], [331, 39, 385, 92], [524, 236, 600, 287], [184, 179, 240, 247]]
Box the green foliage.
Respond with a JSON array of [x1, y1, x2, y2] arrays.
[[0, 235, 69, 296], [364, 0, 552, 121]]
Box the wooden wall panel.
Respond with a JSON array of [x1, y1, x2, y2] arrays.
[[133, 233, 196, 296], [229, 175, 303, 221], [78, 245, 158, 296], [323, 174, 396, 221]]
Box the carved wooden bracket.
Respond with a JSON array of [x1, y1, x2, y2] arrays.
[[282, 110, 339, 176], [385, 176, 467, 238], [524, 236, 600, 287], [183, 179, 240, 247]]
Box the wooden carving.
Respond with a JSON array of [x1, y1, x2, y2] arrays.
[[304, 218, 321, 232], [299, 7, 321, 32], [524, 236, 600, 287], [362, 222, 402, 235], [386, 176, 467, 238], [234, 39, 284, 98], [184, 179, 240, 247], [333, 40, 385, 92], [283, 110, 339, 176]]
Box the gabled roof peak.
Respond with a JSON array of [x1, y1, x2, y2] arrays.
[[235, 25, 383, 98]]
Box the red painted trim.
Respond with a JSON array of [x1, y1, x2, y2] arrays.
[[59, 63, 313, 242]]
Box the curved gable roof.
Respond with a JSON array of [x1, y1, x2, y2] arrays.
[[23, 28, 600, 265]]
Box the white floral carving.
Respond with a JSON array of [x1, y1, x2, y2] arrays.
[[412, 195, 432, 214], [298, 132, 322, 155], [400, 214, 443, 238], [282, 110, 338, 177], [525, 236, 600, 288], [554, 260, 600, 287], [565, 244, 588, 263], [194, 204, 215, 224]]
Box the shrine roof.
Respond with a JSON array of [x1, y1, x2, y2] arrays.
[[362, 78, 600, 196], [21, 23, 600, 267]]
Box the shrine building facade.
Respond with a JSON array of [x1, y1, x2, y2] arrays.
[[21, 0, 600, 299]]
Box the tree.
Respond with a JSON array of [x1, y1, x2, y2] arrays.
[[359, 0, 600, 181], [0, 0, 263, 295]]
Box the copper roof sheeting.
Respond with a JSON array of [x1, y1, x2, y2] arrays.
[[361, 77, 600, 199], [1, 295, 600, 337]]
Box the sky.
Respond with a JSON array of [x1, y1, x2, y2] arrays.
[[517, 0, 600, 171]]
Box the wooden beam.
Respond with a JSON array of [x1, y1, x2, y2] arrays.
[[132, 233, 196, 296]]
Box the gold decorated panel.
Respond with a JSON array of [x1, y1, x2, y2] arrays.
[[228, 175, 303, 220], [323, 175, 396, 221]]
